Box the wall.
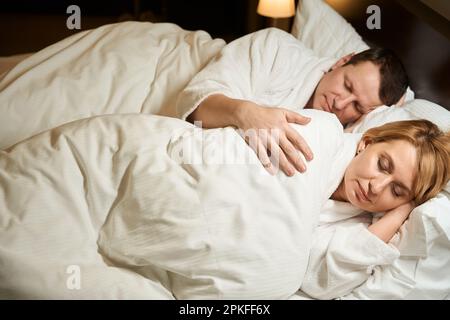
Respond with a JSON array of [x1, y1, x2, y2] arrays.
[[0, 0, 263, 55], [325, 0, 449, 109]]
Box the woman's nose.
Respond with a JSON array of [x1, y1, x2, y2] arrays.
[[370, 175, 391, 195]]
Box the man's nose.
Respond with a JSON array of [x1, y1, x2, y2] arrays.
[[370, 175, 391, 195], [334, 94, 355, 111]]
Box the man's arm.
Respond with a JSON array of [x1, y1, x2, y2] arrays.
[[186, 94, 243, 128], [177, 29, 329, 176], [187, 94, 313, 176]]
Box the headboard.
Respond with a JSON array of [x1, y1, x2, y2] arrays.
[[322, 0, 449, 110]]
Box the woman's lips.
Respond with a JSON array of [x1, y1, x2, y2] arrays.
[[356, 181, 370, 202]]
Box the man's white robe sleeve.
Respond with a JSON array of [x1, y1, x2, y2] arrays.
[[176, 28, 334, 120]]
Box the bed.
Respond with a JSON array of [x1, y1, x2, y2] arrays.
[[0, 0, 449, 300]]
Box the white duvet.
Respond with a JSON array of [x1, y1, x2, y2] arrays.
[[0, 110, 358, 299], [0, 21, 225, 149]]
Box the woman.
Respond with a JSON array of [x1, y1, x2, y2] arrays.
[[301, 119, 450, 299], [96, 112, 449, 299]]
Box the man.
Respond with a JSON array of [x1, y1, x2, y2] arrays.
[[176, 28, 408, 176]]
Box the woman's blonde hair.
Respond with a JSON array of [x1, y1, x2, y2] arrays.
[[362, 120, 450, 206]]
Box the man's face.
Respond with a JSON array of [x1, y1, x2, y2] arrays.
[[309, 58, 383, 125]]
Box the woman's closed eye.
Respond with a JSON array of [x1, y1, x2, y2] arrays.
[[377, 157, 389, 172], [378, 157, 403, 197]]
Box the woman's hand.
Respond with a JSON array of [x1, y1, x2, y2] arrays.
[[384, 201, 415, 223], [368, 202, 415, 243]]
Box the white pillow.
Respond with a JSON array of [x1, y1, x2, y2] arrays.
[[291, 0, 369, 58], [291, 0, 414, 103], [346, 99, 450, 133], [402, 194, 450, 299], [379, 194, 450, 299]]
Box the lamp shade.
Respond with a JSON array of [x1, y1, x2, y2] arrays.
[[257, 0, 296, 18]]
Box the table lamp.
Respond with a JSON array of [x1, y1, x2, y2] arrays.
[[257, 0, 296, 29]]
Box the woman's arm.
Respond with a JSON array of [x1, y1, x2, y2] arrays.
[[368, 202, 414, 243]]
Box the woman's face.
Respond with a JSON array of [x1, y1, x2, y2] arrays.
[[340, 139, 417, 212]]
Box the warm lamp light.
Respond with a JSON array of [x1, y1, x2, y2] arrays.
[[257, 0, 295, 18]]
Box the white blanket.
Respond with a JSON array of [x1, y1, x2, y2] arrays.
[[0, 22, 225, 149], [0, 110, 358, 299]]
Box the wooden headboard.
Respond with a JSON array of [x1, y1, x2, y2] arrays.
[[324, 0, 450, 110]]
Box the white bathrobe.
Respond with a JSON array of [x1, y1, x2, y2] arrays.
[[301, 193, 450, 300], [300, 200, 400, 299], [176, 27, 336, 120]]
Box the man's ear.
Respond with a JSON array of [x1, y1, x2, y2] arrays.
[[330, 52, 355, 71]]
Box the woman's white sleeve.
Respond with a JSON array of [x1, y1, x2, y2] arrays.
[[301, 223, 400, 299], [337, 259, 417, 300]]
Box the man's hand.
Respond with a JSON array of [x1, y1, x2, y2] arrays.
[[235, 101, 313, 176], [187, 94, 313, 176]]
